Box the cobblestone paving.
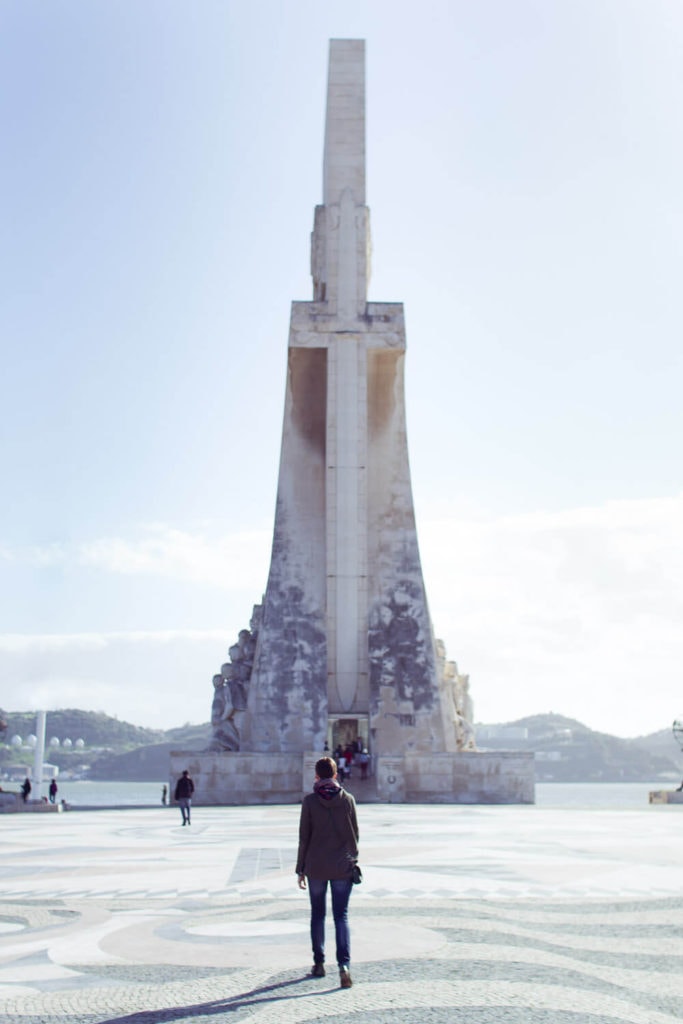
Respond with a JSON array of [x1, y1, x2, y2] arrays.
[[0, 804, 681, 1022]]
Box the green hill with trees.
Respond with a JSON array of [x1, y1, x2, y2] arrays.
[[0, 709, 209, 780]]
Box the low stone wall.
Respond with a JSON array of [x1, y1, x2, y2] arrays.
[[649, 790, 683, 805], [0, 793, 63, 814], [169, 751, 305, 805], [0, 792, 18, 813], [171, 750, 535, 805], [397, 751, 535, 804]]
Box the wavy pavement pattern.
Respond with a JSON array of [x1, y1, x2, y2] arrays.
[[0, 896, 681, 1023]]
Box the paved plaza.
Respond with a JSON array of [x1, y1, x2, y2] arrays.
[[0, 801, 681, 1023]]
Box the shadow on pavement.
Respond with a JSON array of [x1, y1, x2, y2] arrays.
[[98, 972, 342, 1023]]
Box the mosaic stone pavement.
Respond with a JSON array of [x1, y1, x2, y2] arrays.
[[0, 803, 681, 1022]]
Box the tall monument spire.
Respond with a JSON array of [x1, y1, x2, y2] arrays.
[[323, 39, 365, 207], [312, 39, 370, 319], [185, 38, 535, 805], [236, 38, 459, 762]]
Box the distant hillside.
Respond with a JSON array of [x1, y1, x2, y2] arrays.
[[88, 743, 178, 781], [477, 713, 682, 782], [2, 709, 163, 748], [0, 710, 210, 780], [163, 722, 213, 748], [631, 727, 681, 760], [88, 726, 212, 780], [2, 708, 680, 783]]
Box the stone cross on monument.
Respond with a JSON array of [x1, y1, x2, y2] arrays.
[[172, 39, 534, 803]]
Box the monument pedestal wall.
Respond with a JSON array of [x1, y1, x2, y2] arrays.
[[169, 751, 305, 806], [171, 750, 535, 806], [377, 752, 535, 804], [649, 790, 683, 804]]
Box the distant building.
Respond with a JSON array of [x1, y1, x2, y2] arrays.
[[478, 726, 529, 742]]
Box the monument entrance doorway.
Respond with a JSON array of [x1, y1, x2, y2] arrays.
[[328, 716, 368, 758]]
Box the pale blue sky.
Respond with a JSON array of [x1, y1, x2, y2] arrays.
[[1, 1, 682, 737]]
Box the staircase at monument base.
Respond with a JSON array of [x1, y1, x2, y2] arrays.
[[337, 771, 380, 804]]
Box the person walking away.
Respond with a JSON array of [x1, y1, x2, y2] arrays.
[[174, 770, 194, 825], [359, 749, 370, 780], [49, 779, 58, 803], [337, 752, 347, 781], [161, 784, 167, 806], [296, 756, 359, 989], [21, 777, 31, 802]]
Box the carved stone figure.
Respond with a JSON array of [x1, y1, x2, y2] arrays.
[[207, 608, 260, 752], [209, 674, 240, 751], [450, 666, 476, 751], [433, 641, 477, 752]]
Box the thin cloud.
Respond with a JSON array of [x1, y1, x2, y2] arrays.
[[0, 629, 228, 653], [421, 494, 683, 736], [0, 630, 228, 728], [78, 526, 270, 588], [3, 526, 271, 590]]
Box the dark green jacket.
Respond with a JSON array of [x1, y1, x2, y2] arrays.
[[296, 788, 359, 880]]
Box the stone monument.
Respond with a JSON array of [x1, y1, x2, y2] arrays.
[[171, 40, 534, 804]]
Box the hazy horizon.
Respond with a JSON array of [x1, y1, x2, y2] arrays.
[[0, 704, 674, 745]]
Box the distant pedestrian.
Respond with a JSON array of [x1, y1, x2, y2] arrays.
[[296, 756, 359, 989], [161, 784, 167, 806], [21, 777, 31, 802], [360, 749, 370, 780], [49, 779, 58, 803], [337, 753, 348, 781], [174, 770, 194, 825]]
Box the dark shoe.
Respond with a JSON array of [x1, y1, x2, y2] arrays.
[[339, 966, 352, 988], [310, 963, 325, 977]]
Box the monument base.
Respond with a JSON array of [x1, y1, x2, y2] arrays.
[[170, 750, 535, 805], [169, 751, 305, 806], [378, 751, 535, 804], [649, 790, 683, 805]]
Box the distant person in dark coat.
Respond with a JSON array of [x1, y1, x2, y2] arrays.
[[174, 770, 194, 825], [21, 777, 31, 802], [49, 779, 58, 803]]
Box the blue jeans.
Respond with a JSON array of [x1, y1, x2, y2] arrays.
[[307, 877, 353, 967], [177, 798, 191, 823]]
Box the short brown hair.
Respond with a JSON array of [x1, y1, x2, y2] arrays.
[[315, 756, 337, 779]]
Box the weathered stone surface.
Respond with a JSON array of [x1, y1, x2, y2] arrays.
[[169, 751, 305, 806]]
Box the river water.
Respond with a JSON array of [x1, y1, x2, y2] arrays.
[[40, 779, 671, 810]]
